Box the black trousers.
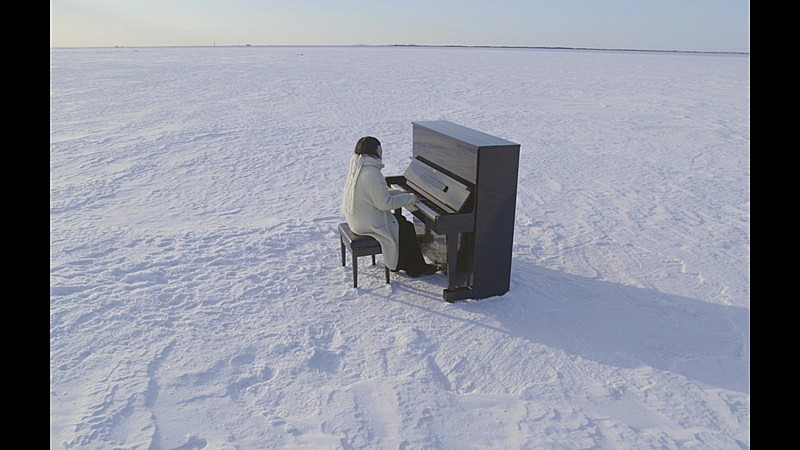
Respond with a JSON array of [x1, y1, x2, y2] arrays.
[[395, 212, 429, 274]]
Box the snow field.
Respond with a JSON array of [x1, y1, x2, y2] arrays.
[[51, 46, 749, 449]]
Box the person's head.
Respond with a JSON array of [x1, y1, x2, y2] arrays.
[[354, 136, 382, 159]]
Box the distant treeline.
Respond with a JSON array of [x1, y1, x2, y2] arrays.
[[386, 43, 749, 55]]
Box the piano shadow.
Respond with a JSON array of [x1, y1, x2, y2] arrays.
[[396, 259, 750, 394], [392, 272, 452, 302]]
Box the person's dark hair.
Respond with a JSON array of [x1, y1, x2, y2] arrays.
[[354, 136, 381, 158]]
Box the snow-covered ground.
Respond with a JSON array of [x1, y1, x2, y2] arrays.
[[50, 46, 749, 449]]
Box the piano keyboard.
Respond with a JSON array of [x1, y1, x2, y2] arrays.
[[390, 183, 448, 220], [412, 199, 440, 220]]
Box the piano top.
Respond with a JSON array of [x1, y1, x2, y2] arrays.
[[412, 120, 520, 185], [413, 121, 518, 148]]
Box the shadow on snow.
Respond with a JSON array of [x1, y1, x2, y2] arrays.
[[392, 258, 749, 394]]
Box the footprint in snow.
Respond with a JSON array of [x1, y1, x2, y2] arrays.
[[171, 434, 207, 449]]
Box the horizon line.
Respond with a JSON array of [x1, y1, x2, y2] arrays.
[[49, 43, 750, 55]]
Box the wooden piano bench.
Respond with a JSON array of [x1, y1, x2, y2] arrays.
[[338, 222, 390, 288]]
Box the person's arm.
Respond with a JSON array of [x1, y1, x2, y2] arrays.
[[363, 168, 415, 211]]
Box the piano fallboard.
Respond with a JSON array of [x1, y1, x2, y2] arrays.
[[386, 175, 474, 235]]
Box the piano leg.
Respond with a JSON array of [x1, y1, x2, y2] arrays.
[[443, 233, 472, 302], [445, 233, 458, 289]]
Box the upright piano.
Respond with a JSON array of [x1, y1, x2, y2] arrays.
[[386, 121, 521, 302]]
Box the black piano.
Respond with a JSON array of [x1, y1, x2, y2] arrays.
[[386, 121, 521, 302]]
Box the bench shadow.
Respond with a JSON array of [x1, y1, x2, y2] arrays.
[[394, 259, 750, 394]]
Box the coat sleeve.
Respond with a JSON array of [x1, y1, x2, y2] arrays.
[[363, 167, 415, 211]]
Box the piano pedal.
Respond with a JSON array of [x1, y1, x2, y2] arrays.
[[443, 286, 472, 303]]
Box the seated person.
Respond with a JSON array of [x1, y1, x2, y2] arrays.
[[342, 136, 438, 277]]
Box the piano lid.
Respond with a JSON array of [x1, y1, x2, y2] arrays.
[[413, 121, 518, 148], [404, 158, 471, 213], [412, 121, 519, 185]]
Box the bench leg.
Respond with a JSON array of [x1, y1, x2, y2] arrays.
[[371, 254, 376, 265], [341, 240, 346, 266], [353, 255, 358, 288], [385, 265, 390, 284]]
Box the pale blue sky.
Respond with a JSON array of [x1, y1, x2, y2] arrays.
[[50, 0, 750, 52]]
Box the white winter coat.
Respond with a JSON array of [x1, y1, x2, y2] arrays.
[[342, 154, 415, 270]]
